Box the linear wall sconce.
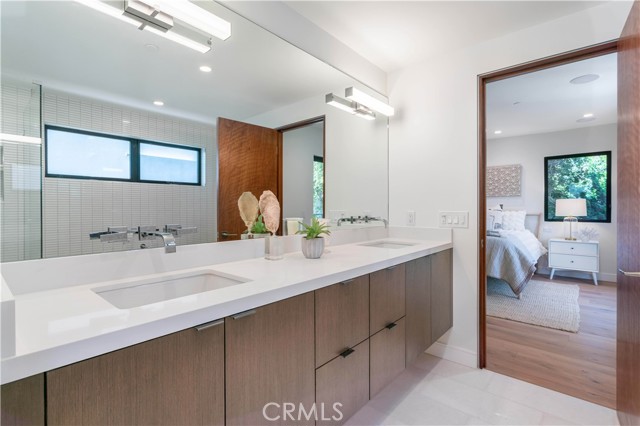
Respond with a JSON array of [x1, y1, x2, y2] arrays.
[[325, 93, 376, 121], [73, 0, 231, 53], [345, 87, 394, 117]]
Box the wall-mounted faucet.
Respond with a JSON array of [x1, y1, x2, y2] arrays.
[[336, 215, 388, 228], [164, 224, 198, 237], [89, 226, 131, 243], [138, 226, 176, 254]]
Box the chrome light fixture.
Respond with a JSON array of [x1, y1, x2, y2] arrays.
[[325, 93, 377, 121], [345, 87, 394, 117], [73, 0, 231, 53]]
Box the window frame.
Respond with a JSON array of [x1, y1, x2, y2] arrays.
[[543, 150, 612, 223], [44, 125, 202, 186]]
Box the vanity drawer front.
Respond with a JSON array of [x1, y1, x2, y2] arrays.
[[549, 253, 598, 272], [548, 240, 598, 256]]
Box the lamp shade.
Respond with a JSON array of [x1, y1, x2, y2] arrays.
[[555, 198, 587, 217]]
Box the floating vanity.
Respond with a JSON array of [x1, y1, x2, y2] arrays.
[[1, 228, 452, 425]]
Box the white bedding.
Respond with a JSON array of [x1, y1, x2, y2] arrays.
[[498, 230, 547, 262]]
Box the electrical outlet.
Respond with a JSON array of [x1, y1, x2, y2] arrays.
[[407, 210, 416, 226]]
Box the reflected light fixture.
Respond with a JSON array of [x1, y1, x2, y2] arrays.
[[494, 130, 503, 135], [345, 87, 394, 117], [325, 93, 376, 121], [73, 0, 231, 53], [0, 134, 42, 145]]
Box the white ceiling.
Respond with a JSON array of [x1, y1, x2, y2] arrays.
[[486, 53, 617, 140], [283, 1, 607, 73]]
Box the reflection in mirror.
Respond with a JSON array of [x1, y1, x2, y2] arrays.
[[0, 0, 389, 262]]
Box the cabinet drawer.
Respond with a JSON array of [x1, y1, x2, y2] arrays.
[[370, 264, 406, 334], [549, 241, 598, 256], [315, 275, 369, 368], [370, 317, 405, 398], [316, 340, 369, 426], [549, 253, 598, 272]]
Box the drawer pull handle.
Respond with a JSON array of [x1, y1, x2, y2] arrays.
[[340, 348, 355, 358], [570, 261, 574, 263], [619, 269, 640, 277], [195, 319, 224, 331], [571, 247, 574, 250], [385, 322, 397, 330], [232, 309, 256, 320], [341, 279, 354, 285]]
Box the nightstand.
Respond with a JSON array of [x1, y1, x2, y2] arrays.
[[548, 238, 599, 285]]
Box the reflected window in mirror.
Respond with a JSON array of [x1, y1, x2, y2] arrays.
[[313, 155, 324, 218]]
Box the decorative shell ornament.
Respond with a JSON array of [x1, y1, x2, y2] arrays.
[[577, 226, 599, 242], [237, 192, 259, 232], [258, 190, 280, 235]]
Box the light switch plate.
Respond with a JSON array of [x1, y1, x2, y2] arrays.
[[438, 211, 469, 228]]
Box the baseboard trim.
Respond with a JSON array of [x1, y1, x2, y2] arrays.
[[536, 268, 617, 283], [426, 341, 478, 368]]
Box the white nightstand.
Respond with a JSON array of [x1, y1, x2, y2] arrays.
[[548, 238, 600, 285]]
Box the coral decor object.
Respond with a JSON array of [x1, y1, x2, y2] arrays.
[[258, 190, 280, 235], [238, 192, 259, 232]]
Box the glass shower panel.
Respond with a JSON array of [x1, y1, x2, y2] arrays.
[[1, 80, 42, 262]]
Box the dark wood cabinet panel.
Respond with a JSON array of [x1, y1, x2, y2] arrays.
[[226, 293, 315, 426], [47, 322, 225, 425], [370, 317, 406, 398], [431, 249, 453, 342], [405, 256, 432, 365], [316, 339, 370, 426], [315, 274, 369, 367], [370, 264, 406, 334], [1, 374, 45, 426]]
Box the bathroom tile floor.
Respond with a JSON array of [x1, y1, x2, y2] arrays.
[[345, 354, 619, 426]]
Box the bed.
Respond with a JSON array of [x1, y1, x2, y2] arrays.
[[486, 210, 547, 297]]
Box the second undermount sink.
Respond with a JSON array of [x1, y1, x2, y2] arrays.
[[93, 270, 250, 309], [359, 240, 418, 249]]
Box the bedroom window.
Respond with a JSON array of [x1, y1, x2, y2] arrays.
[[544, 151, 611, 223], [45, 125, 201, 185]]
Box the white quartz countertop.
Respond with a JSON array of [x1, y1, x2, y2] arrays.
[[2, 236, 451, 384]]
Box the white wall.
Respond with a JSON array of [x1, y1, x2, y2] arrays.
[[487, 124, 617, 282], [388, 1, 631, 366], [248, 91, 389, 223], [282, 123, 324, 226]]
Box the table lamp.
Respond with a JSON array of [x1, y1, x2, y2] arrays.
[[555, 198, 587, 240]]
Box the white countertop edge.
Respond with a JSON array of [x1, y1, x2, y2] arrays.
[[1, 240, 452, 384]]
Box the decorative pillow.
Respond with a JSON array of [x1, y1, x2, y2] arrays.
[[501, 210, 526, 231], [487, 209, 503, 231]]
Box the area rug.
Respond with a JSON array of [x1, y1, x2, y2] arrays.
[[487, 277, 580, 332]]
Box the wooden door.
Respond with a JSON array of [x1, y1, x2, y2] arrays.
[[431, 249, 453, 343], [370, 264, 406, 334], [217, 117, 281, 241], [405, 256, 432, 365], [47, 323, 225, 425], [225, 293, 315, 426], [617, 2, 640, 424]]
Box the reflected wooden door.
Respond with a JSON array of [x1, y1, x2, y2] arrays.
[[617, 1, 640, 424], [217, 117, 281, 241]]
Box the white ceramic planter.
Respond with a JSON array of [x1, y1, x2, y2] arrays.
[[301, 237, 325, 259]]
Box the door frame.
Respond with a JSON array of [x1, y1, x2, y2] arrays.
[[477, 40, 619, 368]]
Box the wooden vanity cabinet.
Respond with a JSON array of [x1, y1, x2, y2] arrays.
[[316, 339, 369, 426], [369, 264, 406, 334], [405, 256, 432, 365], [225, 293, 315, 426], [370, 317, 406, 398], [315, 274, 369, 368], [46, 320, 225, 426], [0, 374, 45, 426], [431, 249, 453, 342]]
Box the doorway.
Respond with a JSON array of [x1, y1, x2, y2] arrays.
[[478, 41, 618, 407]]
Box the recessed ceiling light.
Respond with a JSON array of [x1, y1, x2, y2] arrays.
[[570, 74, 600, 84], [153, 100, 164, 106], [199, 65, 212, 73], [583, 113, 594, 118], [494, 130, 502, 135]]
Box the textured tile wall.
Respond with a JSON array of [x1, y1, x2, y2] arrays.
[[1, 82, 42, 262], [42, 91, 217, 257]]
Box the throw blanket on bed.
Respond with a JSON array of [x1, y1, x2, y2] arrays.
[[486, 234, 540, 296]]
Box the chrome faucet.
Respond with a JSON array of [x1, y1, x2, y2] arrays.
[[138, 226, 177, 253], [362, 216, 388, 228]]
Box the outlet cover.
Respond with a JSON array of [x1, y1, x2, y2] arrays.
[[407, 210, 416, 226]]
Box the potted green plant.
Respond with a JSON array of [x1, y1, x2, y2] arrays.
[[297, 218, 331, 259]]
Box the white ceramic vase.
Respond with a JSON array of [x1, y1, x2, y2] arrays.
[[301, 237, 324, 259]]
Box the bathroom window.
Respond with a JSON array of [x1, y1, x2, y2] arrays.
[[45, 126, 201, 185]]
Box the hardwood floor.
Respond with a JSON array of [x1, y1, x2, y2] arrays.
[[486, 274, 616, 409]]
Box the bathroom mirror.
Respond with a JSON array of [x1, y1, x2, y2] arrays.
[[0, 1, 389, 261]]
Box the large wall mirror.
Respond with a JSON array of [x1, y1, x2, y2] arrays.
[[0, 1, 389, 262]]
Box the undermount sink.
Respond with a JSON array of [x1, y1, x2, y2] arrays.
[[359, 240, 417, 249], [93, 270, 250, 309]]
